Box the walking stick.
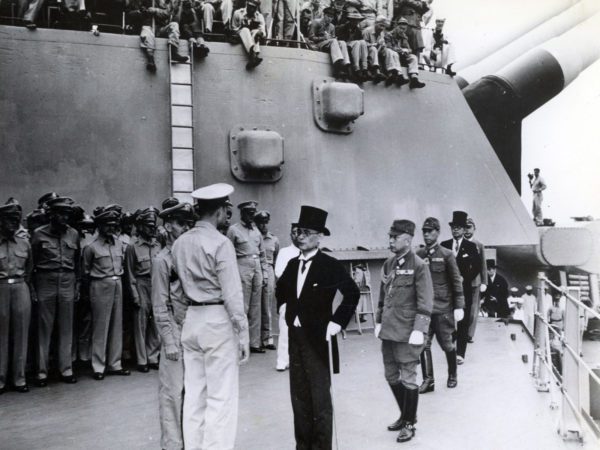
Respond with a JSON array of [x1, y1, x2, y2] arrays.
[[327, 337, 340, 450]]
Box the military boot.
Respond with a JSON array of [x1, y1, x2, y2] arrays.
[[387, 383, 405, 431], [370, 66, 387, 83], [446, 350, 458, 388], [396, 388, 418, 443], [418, 349, 435, 393], [170, 45, 189, 63]]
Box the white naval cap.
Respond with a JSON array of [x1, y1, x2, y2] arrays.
[[191, 183, 234, 200]]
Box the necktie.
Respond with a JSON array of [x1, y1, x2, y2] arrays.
[[301, 258, 313, 274], [453, 239, 459, 256]]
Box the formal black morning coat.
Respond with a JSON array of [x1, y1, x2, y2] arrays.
[[275, 249, 360, 373], [440, 238, 481, 287]]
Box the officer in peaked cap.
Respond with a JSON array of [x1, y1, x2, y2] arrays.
[[254, 210, 279, 350], [31, 197, 81, 386], [0, 202, 34, 393], [4, 198, 29, 239], [161, 197, 180, 210], [416, 217, 464, 394], [171, 183, 249, 450], [227, 200, 269, 353], [38, 192, 60, 209], [152, 201, 194, 450], [376, 219, 433, 442], [126, 207, 162, 372], [82, 209, 130, 379]]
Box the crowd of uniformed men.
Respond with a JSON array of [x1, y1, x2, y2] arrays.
[[0, 182, 494, 447], [12, 0, 454, 81]]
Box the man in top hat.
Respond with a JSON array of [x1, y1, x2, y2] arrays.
[[126, 207, 162, 372], [227, 200, 269, 353], [31, 196, 80, 386], [375, 219, 433, 443], [415, 217, 463, 393], [172, 183, 249, 450], [482, 259, 509, 318], [308, 6, 352, 79], [440, 211, 480, 364], [231, 0, 266, 69], [254, 210, 280, 350], [0, 200, 34, 394], [152, 201, 195, 450], [464, 217, 487, 343], [82, 209, 131, 379], [276, 205, 360, 449]]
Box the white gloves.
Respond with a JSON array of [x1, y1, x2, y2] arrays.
[[375, 323, 382, 338], [480, 284, 487, 293], [326, 322, 342, 341], [408, 330, 424, 345], [454, 308, 464, 322], [293, 316, 301, 327], [279, 304, 286, 315]]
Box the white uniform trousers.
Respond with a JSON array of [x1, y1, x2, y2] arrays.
[[276, 303, 289, 369]]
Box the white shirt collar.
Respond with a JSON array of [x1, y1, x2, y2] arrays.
[[299, 248, 319, 261]]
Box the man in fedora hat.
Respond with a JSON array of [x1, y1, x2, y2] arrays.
[[375, 219, 433, 443], [0, 200, 34, 394], [172, 183, 249, 450], [441, 211, 480, 364], [152, 201, 195, 450], [276, 205, 360, 450], [31, 196, 80, 386], [482, 259, 509, 318]]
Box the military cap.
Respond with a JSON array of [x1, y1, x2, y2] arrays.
[[510, 287, 519, 294], [238, 200, 258, 210], [38, 192, 59, 208], [466, 217, 476, 227], [486, 259, 496, 269], [47, 196, 75, 211], [160, 202, 194, 221], [161, 197, 179, 210], [246, 0, 260, 6], [435, 18, 446, 24], [104, 204, 123, 214], [323, 5, 335, 14], [4, 197, 22, 213], [121, 211, 134, 224], [422, 217, 440, 231], [79, 214, 95, 228], [0, 203, 23, 217], [94, 209, 120, 225], [136, 206, 159, 224], [254, 210, 271, 223], [389, 219, 415, 237], [525, 285, 533, 291], [93, 206, 105, 217], [345, 6, 363, 19], [27, 208, 46, 223], [191, 183, 234, 201], [397, 17, 408, 25], [375, 14, 390, 25]]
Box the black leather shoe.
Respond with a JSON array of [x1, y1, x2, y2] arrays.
[[419, 378, 434, 394], [107, 369, 131, 376], [447, 375, 458, 388], [148, 363, 160, 370], [387, 418, 403, 431], [61, 375, 77, 384], [409, 77, 426, 89], [14, 384, 30, 393], [137, 365, 149, 373], [467, 337, 474, 343], [263, 344, 276, 350], [250, 347, 266, 354], [396, 421, 416, 442], [35, 378, 48, 387], [93, 372, 105, 380]]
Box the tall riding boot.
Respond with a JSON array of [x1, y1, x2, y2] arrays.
[[446, 350, 458, 388], [387, 383, 405, 431], [419, 348, 435, 393], [396, 387, 418, 443]]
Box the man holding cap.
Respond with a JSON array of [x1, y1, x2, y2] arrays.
[[416, 217, 463, 393], [172, 183, 249, 450], [375, 219, 433, 443], [152, 201, 195, 450], [82, 209, 130, 379], [126, 207, 162, 372], [0, 200, 34, 393], [276, 205, 359, 450], [31, 196, 80, 386], [231, 0, 266, 69], [227, 200, 268, 353]]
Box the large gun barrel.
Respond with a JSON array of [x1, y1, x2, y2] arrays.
[[462, 12, 600, 192]]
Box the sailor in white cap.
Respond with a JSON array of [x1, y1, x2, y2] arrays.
[[172, 183, 249, 450], [521, 285, 536, 333]]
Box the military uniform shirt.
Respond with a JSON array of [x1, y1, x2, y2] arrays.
[[0, 233, 33, 280], [31, 225, 80, 272], [227, 222, 268, 271], [125, 237, 161, 299], [262, 232, 280, 265], [172, 221, 248, 333], [82, 235, 125, 279]]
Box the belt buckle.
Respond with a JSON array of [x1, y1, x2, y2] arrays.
[[111, 276, 119, 280], [7, 278, 15, 284]]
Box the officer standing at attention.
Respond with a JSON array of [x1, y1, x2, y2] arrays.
[[152, 202, 195, 450], [254, 210, 280, 350], [0, 201, 34, 394], [441, 211, 481, 365], [126, 207, 162, 372], [31, 197, 80, 386], [227, 201, 268, 353], [375, 219, 433, 443], [82, 210, 131, 380], [415, 217, 463, 393], [172, 183, 249, 450]]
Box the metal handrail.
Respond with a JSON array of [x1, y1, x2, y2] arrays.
[[541, 276, 600, 321]]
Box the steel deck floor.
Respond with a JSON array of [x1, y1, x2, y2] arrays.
[[0, 319, 595, 449]]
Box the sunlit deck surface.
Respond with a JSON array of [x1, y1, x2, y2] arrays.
[[0, 319, 596, 449]]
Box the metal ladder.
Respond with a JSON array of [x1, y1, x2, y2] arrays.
[[169, 42, 195, 203]]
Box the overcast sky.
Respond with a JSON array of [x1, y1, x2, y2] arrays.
[[435, 0, 600, 225]]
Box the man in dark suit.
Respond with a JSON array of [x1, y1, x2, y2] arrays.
[[483, 259, 510, 318], [441, 211, 481, 364], [276, 205, 359, 450]]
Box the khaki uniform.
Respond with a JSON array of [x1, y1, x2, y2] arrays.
[[260, 232, 279, 346], [231, 8, 266, 56], [227, 222, 267, 348], [75, 232, 95, 361], [82, 235, 125, 374], [126, 237, 162, 366], [172, 221, 248, 450], [31, 224, 80, 378], [0, 233, 33, 389]]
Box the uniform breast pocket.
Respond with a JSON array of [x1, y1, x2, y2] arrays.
[[431, 261, 445, 273], [14, 249, 29, 269], [137, 255, 152, 272], [394, 275, 414, 288], [63, 241, 77, 260], [42, 241, 59, 260]]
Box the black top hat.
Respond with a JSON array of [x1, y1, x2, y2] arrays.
[[449, 210, 468, 228], [296, 205, 330, 236], [486, 259, 496, 269]]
